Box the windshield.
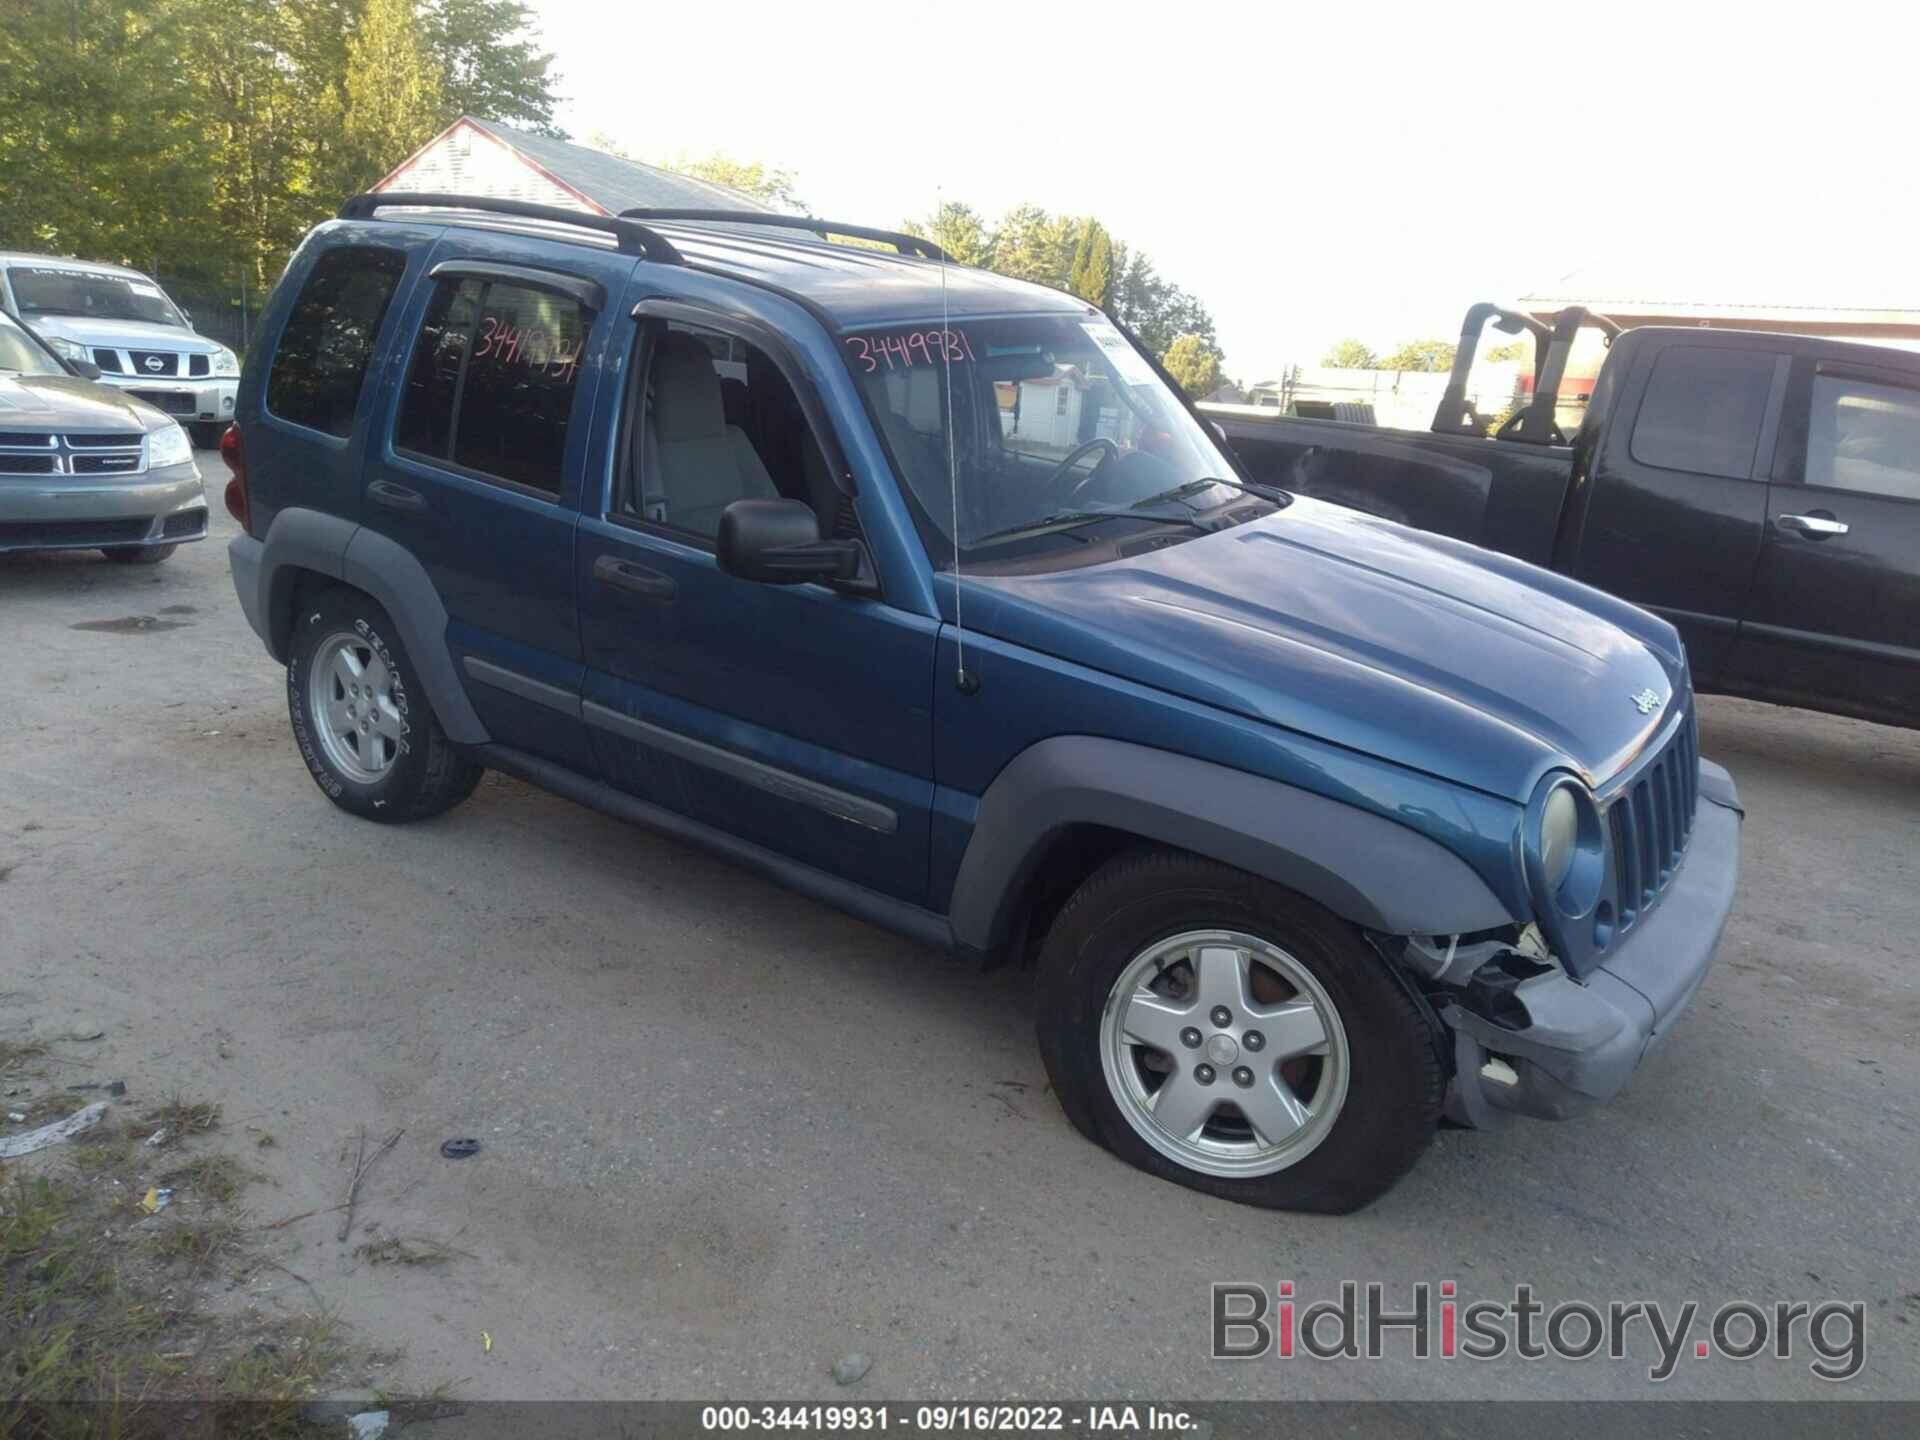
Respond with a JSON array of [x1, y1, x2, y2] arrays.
[[844, 312, 1273, 570], [6, 265, 185, 327], [0, 316, 66, 377]]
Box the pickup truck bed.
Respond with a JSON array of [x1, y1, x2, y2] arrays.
[[1209, 410, 1573, 567]]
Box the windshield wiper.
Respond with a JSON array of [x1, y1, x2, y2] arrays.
[[1132, 475, 1288, 509], [969, 508, 1207, 549]]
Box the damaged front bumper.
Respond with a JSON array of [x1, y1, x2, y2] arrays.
[[1438, 759, 1743, 1124]]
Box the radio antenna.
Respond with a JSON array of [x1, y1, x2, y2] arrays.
[[937, 190, 977, 694]]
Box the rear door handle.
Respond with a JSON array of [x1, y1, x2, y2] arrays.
[[592, 554, 677, 601], [1776, 511, 1849, 538], [367, 479, 428, 515]]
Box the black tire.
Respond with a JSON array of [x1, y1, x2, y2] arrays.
[[286, 586, 483, 823], [102, 544, 177, 565], [189, 422, 225, 450], [1035, 848, 1442, 1214]]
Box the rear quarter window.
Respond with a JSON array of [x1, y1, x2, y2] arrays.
[[266, 247, 407, 438], [393, 275, 589, 496], [1629, 345, 1778, 481]]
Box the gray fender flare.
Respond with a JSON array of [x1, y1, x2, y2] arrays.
[[947, 736, 1516, 950], [256, 507, 488, 746]]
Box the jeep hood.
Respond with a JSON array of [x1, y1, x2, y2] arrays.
[[958, 495, 1684, 803]]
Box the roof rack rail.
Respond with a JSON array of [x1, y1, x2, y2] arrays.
[[615, 208, 947, 262], [338, 192, 683, 264]]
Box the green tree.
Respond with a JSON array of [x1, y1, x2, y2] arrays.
[[1161, 333, 1223, 398], [1485, 340, 1529, 363], [338, 0, 443, 195], [1067, 218, 1114, 308], [989, 204, 1076, 287], [423, 0, 561, 133], [1321, 338, 1379, 368], [0, 0, 215, 273], [665, 152, 805, 212], [903, 201, 992, 266], [1380, 338, 1458, 373]]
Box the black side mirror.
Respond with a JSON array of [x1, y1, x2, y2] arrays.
[[717, 498, 859, 585], [72, 360, 103, 381]]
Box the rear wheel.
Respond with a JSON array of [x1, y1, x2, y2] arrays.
[[1035, 849, 1442, 1213], [102, 544, 177, 565], [286, 587, 482, 822]]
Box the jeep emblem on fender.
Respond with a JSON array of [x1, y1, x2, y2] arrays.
[[1632, 688, 1662, 715]]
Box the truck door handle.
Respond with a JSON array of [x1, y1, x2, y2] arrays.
[[367, 479, 428, 515], [592, 554, 677, 601], [1776, 512, 1849, 538]]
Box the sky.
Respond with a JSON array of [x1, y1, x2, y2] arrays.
[[528, 1, 1911, 383]]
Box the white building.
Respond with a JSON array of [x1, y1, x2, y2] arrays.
[[374, 117, 769, 217]]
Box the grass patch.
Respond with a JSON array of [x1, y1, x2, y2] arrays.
[[1, 1142, 355, 1437], [136, 1096, 220, 1148], [0, 1038, 49, 1072], [148, 1213, 247, 1270], [66, 1126, 136, 1176], [353, 1234, 467, 1268], [214, 1315, 344, 1434], [159, 1153, 257, 1205]]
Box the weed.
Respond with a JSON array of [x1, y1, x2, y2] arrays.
[[132, 1095, 221, 1150], [159, 1154, 257, 1205], [0, 1038, 49, 1072], [149, 1213, 247, 1270], [353, 1235, 467, 1268]]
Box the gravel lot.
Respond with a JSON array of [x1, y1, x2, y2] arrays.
[[2, 451, 1915, 1404]]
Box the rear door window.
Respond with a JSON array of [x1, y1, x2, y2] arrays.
[[1804, 374, 1920, 503], [1629, 345, 1777, 480], [393, 276, 590, 497], [266, 247, 407, 438]]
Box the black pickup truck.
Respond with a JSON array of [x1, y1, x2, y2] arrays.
[[1205, 305, 1920, 731]]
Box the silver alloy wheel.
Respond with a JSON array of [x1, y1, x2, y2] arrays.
[[307, 630, 404, 785], [1100, 929, 1350, 1178]]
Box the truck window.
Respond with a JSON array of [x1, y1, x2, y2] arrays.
[[1804, 375, 1920, 503], [393, 275, 590, 497], [1629, 346, 1776, 481], [266, 247, 407, 439]]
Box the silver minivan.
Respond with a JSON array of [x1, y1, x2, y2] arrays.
[[0, 251, 240, 448]]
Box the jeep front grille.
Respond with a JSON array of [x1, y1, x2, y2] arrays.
[[1605, 705, 1699, 931]]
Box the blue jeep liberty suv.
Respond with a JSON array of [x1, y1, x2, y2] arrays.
[[224, 194, 1743, 1212]]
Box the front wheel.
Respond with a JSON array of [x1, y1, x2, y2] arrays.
[[286, 587, 482, 823], [1035, 850, 1442, 1213]]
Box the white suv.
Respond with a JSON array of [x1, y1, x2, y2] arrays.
[[0, 252, 239, 448]]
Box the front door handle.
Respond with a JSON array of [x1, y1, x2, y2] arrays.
[[1776, 511, 1849, 539], [592, 554, 677, 602], [367, 479, 428, 515]]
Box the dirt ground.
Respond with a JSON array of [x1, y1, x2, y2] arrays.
[[2, 453, 1916, 1404]]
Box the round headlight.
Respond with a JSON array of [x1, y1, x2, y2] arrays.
[[1540, 785, 1579, 890]]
